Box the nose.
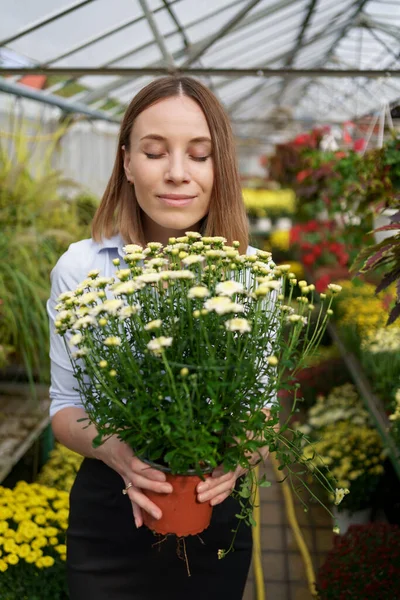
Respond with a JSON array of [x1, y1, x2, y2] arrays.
[[164, 152, 191, 185]]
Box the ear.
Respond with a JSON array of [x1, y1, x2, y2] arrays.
[[122, 145, 132, 183]]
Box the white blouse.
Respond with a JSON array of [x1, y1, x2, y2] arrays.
[[47, 235, 276, 418]]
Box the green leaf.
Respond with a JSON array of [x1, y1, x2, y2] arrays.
[[259, 479, 272, 488]]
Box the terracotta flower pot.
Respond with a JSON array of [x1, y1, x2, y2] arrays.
[[142, 471, 213, 537]]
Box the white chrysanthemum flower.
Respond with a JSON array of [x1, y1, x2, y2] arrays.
[[328, 283, 342, 294], [136, 272, 162, 284], [188, 286, 210, 299], [91, 276, 114, 289], [123, 244, 143, 254], [144, 319, 162, 331], [181, 255, 206, 266], [225, 318, 251, 334], [72, 347, 90, 359], [124, 252, 146, 263], [76, 306, 90, 317], [205, 249, 227, 259], [204, 297, 244, 315], [77, 292, 99, 306], [56, 309, 74, 322], [146, 257, 169, 268], [256, 250, 272, 260], [202, 236, 227, 244], [104, 336, 122, 347], [74, 315, 97, 330], [192, 241, 204, 250], [88, 269, 100, 278], [69, 333, 83, 347], [147, 336, 173, 354], [162, 270, 195, 280], [334, 488, 350, 505], [185, 231, 202, 239], [215, 281, 244, 296], [57, 291, 74, 302], [119, 305, 141, 319], [115, 269, 131, 281], [288, 314, 307, 326], [112, 281, 138, 296], [224, 249, 240, 259], [147, 242, 163, 250], [91, 299, 123, 316], [281, 305, 295, 314]]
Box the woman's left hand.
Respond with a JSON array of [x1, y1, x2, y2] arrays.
[[196, 464, 247, 506], [196, 443, 271, 506]]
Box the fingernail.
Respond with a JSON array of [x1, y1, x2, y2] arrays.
[[198, 483, 207, 492], [162, 484, 173, 493], [153, 511, 161, 520]]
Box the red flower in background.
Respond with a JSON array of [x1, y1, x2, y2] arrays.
[[296, 169, 312, 183], [302, 253, 315, 266], [315, 274, 331, 292], [353, 138, 366, 153], [289, 219, 351, 278]]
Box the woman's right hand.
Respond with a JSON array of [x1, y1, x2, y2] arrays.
[[93, 435, 173, 528]]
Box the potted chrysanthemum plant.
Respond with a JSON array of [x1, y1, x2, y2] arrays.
[[54, 233, 343, 556]]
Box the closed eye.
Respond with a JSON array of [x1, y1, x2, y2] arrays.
[[144, 153, 211, 162]]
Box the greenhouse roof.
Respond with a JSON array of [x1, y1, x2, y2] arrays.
[[0, 0, 399, 142]]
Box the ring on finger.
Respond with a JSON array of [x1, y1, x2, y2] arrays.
[[122, 482, 133, 495]]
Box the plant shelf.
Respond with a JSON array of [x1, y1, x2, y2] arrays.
[[0, 383, 50, 484], [328, 323, 400, 481]]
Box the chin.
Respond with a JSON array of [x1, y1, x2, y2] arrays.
[[154, 213, 206, 233]]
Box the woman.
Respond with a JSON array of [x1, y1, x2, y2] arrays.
[[48, 76, 270, 599]]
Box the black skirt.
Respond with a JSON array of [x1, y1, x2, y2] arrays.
[[67, 458, 253, 600]]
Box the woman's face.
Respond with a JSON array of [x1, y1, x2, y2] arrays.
[[123, 95, 214, 244]]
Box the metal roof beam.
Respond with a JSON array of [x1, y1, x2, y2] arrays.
[[285, 0, 319, 68], [162, 0, 189, 49], [41, 0, 183, 68], [48, 0, 244, 101], [0, 77, 119, 123], [277, 0, 319, 100], [180, 0, 263, 68], [2, 67, 398, 77], [138, 0, 176, 70], [273, 0, 372, 109], [363, 26, 400, 62], [0, 0, 95, 47], [75, 0, 294, 105], [214, 9, 353, 93], [360, 15, 400, 43]]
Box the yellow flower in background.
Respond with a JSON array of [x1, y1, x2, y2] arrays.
[[242, 188, 296, 217], [269, 229, 290, 252], [0, 479, 69, 578], [37, 443, 83, 492]]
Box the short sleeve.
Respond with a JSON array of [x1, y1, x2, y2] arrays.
[[47, 250, 86, 419]]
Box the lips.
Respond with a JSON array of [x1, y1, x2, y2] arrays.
[[157, 194, 196, 207], [157, 194, 196, 200]]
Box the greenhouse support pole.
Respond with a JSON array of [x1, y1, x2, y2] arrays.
[[0, 78, 120, 123]]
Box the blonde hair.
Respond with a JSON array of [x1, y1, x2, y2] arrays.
[[92, 76, 249, 251]]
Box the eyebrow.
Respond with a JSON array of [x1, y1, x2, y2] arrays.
[[140, 134, 212, 144]]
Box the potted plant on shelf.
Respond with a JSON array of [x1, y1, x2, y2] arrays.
[[54, 233, 344, 557], [302, 416, 385, 533], [316, 523, 400, 599]]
